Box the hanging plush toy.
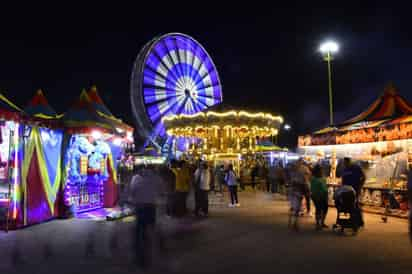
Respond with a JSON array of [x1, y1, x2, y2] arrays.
[[88, 140, 111, 180], [68, 136, 94, 183]]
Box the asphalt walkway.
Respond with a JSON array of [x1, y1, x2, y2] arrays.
[[0, 191, 411, 274]]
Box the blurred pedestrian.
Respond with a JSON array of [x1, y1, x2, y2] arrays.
[[310, 164, 329, 230], [408, 163, 412, 243], [251, 163, 259, 190], [161, 162, 176, 217], [268, 162, 285, 193], [288, 158, 311, 231], [129, 164, 166, 269], [214, 164, 225, 195], [262, 164, 270, 193], [194, 161, 211, 217], [342, 157, 365, 227], [225, 164, 240, 207]]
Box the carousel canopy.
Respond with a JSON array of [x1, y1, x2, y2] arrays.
[[163, 104, 283, 135], [0, 92, 24, 121], [24, 89, 58, 119], [62, 89, 115, 133], [87, 86, 133, 132], [342, 83, 412, 125]]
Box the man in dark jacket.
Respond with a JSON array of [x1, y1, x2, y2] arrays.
[[342, 157, 365, 227]]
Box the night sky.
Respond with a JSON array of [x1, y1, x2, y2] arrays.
[[1, 3, 411, 147]]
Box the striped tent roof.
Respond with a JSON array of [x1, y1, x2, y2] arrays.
[[0, 92, 24, 121], [342, 83, 412, 125], [24, 89, 58, 119], [88, 85, 114, 117], [87, 86, 133, 131], [62, 89, 114, 133]]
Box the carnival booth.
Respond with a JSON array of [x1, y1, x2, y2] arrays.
[[0, 93, 24, 230], [20, 90, 64, 226], [62, 89, 133, 215], [298, 83, 412, 217]]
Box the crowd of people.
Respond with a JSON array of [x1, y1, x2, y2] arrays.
[[286, 157, 366, 231], [126, 159, 244, 268], [125, 156, 412, 269]]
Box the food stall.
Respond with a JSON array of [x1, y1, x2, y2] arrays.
[[298, 84, 412, 217]]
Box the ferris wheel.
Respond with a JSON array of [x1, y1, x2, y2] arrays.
[[130, 33, 223, 149]]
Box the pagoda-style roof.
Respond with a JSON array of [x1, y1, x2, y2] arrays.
[[87, 86, 133, 132], [62, 89, 115, 133], [25, 89, 58, 119], [0, 92, 24, 121]]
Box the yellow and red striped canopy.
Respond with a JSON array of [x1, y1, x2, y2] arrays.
[[343, 83, 412, 125]]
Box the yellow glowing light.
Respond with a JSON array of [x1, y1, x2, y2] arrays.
[[206, 111, 237, 117]]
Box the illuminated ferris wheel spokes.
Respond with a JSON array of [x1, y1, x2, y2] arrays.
[[131, 33, 223, 145]]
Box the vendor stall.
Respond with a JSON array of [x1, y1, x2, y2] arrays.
[[298, 84, 412, 217], [62, 89, 133, 214], [0, 93, 24, 230], [21, 90, 64, 226]]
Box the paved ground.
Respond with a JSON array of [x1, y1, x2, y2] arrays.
[[0, 191, 411, 274]]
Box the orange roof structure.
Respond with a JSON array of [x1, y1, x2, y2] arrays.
[[342, 83, 412, 125]]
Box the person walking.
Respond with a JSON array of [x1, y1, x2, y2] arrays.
[[162, 162, 176, 218], [225, 164, 240, 207], [129, 164, 166, 269], [407, 163, 412, 243], [214, 165, 225, 195], [276, 163, 287, 195], [194, 161, 212, 217], [310, 164, 329, 230], [251, 163, 259, 190], [261, 164, 270, 193], [341, 157, 365, 227], [288, 159, 311, 231]]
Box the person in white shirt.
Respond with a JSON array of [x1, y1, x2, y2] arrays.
[[194, 161, 211, 217]]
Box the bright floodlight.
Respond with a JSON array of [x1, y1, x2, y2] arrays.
[[320, 41, 339, 53], [284, 124, 291, 130], [91, 130, 102, 140]]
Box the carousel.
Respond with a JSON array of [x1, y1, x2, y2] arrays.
[[298, 83, 412, 217], [163, 105, 283, 169]]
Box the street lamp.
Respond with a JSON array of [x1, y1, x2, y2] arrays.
[[320, 40, 339, 126], [284, 124, 291, 131]]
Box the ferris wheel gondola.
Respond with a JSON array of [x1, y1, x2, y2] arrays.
[[130, 33, 223, 149]]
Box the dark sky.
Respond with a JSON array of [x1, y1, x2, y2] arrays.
[[1, 3, 411, 147]]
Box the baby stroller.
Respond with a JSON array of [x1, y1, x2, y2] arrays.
[[332, 185, 361, 234]]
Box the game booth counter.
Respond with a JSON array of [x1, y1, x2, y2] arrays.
[[61, 89, 133, 218], [0, 93, 25, 230], [0, 89, 66, 229], [298, 83, 412, 218]]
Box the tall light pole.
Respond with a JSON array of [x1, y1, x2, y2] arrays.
[[320, 41, 339, 126]]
